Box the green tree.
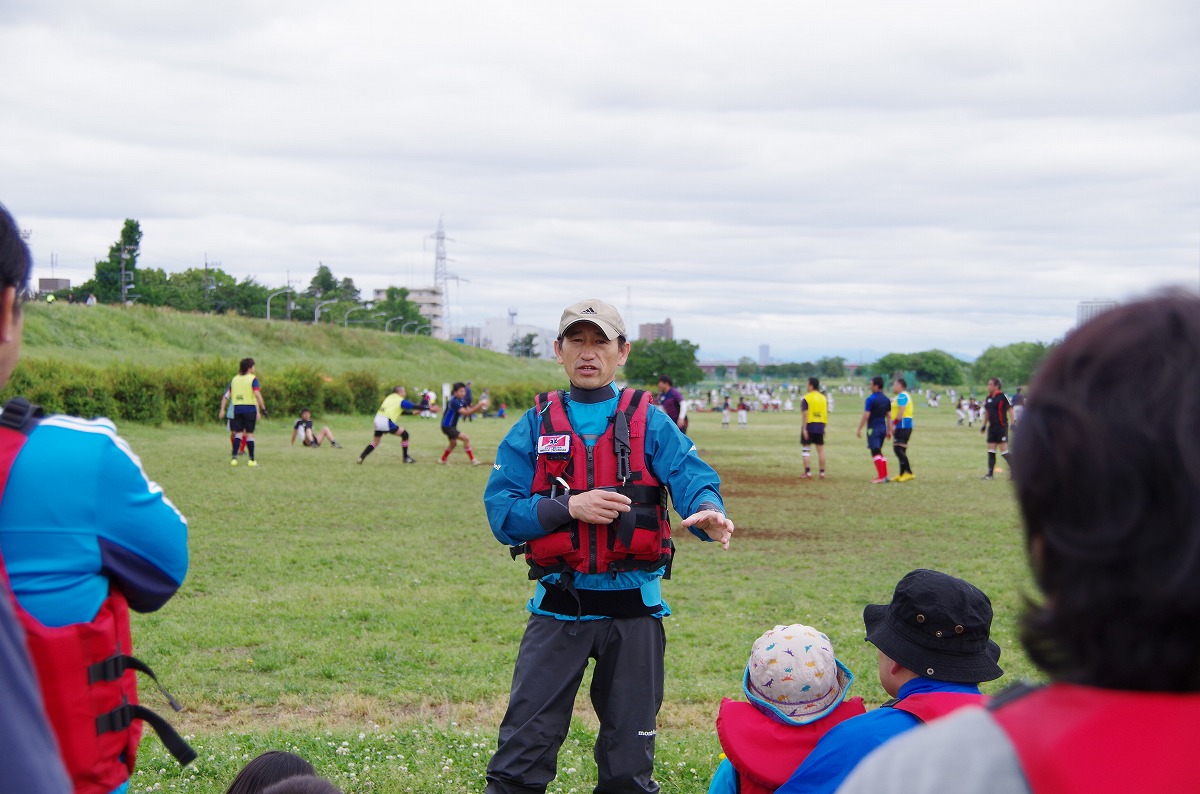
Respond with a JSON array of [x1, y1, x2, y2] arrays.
[[735, 356, 758, 379], [972, 341, 1053, 388], [869, 353, 914, 378], [81, 219, 142, 303], [625, 339, 703, 386], [817, 356, 847, 378], [909, 349, 964, 386], [376, 287, 421, 331], [307, 263, 338, 297], [713, 365, 727, 380], [508, 333, 540, 358]]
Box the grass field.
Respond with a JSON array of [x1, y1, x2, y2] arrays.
[[120, 399, 1035, 793]]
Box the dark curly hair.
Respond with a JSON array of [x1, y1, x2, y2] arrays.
[[1014, 290, 1200, 690], [0, 203, 32, 301]]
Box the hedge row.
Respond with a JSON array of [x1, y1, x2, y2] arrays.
[[0, 358, 554, 425]]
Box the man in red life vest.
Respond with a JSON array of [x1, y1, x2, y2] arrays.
[[776, 569, 1002, 794], [483, 298, 734, 794], [840, 291, 1200, 793]]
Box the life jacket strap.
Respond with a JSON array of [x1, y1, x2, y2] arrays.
[[96, 703, 197, 767], [88, 654, 183, 712]]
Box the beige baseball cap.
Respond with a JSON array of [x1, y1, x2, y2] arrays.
[[558, 298, 626, 340]]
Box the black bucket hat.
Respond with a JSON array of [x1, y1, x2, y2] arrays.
[[863, 569, 1003, 684]]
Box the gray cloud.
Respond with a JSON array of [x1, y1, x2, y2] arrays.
[[2, 0, 1197, 362]]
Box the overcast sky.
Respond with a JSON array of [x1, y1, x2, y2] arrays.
[[3, 0, 1197, 361]]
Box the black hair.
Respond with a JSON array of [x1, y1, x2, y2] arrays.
[[0, 203, 32, 306], [1015, 291, 1200, 690], [260, 778, 343, 794], [894, 377, 907, 389], [989, 376, 1003, 390], [225, 751, 316, 794], [658, 375, 673, 386], [808, 377, 820, 390], [871, 375, 884, 390], [239, 357, 255, 375], [452, 381, 466, 392]]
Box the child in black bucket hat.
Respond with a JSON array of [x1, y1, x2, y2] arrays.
[[775, 569, 1002, 794]]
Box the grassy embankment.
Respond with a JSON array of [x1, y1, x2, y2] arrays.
[[18, 301, 563, 391]]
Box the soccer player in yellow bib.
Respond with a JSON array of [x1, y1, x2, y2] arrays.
[[357, 386, 416, 464], [226, 358, 267, 467], [890, 378, 914, 482], [800, 377, 829, 479]]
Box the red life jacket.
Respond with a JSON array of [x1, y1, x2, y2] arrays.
[[889, 691, 987, 723], [0, 397, 195, 794], [716, 697, 866, 794], [992, 682, 1200, 794], [516, 389, 673, 579]]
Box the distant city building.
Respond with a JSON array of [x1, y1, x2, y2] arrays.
[[374, 286, 445, 338], [698, 360, 739, 378], [638, 318, 673, 342], [38, 278, 70, 294], [482, 316, 556, 359], [1077, 299, 1118, 327], [451, 325, 484, 347], [759, 344, 770, 367]]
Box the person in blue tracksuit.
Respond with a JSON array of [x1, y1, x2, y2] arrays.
[[0, 202, 189, 794], [483, 298, 734, 794]]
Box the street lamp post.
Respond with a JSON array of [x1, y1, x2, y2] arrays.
[[343, 303, 375, 327], [266, 288, 292, 321], [401, 320, 421, 335], [313, 299, 340, 324], [385, 315, 406, 332]]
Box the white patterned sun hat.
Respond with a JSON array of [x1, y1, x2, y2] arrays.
[[742, 624, 855, 726]]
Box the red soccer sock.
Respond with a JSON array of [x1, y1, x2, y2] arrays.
[[240, 438, 248, 453], [465, 446, 476, 461], [873, 456, 888, 479], [441, 449, 451, 462]]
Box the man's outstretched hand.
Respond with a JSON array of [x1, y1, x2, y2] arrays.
[[681, 510, 734, 550]]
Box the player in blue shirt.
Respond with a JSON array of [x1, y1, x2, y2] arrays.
[[856, 376, 892, 483], [438, 381, 486, 464]]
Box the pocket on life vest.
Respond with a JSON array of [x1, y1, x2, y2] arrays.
[[529, 526, 578, 563], [612, 510, 664, 556]]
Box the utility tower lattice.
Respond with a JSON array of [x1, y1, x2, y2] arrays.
[[428, 217, 466, 340]]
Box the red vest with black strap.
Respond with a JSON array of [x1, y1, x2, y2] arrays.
[[515, 389, 673, 579], [888, 691, 987, 723], [716, 697, 866, 794], [0, 397, 195, 794], [991, 681, 1200, 793]]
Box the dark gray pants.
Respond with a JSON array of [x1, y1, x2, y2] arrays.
[[485, 614, 667, 794]]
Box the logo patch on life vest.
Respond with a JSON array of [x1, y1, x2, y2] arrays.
[[538, 434, 571, 454]]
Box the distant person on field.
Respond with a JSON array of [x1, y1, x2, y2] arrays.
[[85, 292, 97, 307], [358, 386, 416, 464], [737, 398, 749, 428], [776, 569, 1002, 794], [397, 386, 430, 416], [219, 387, 247, 458], [840, 291, 1200, 794], [890, 377, 915, 482], [0, 202, 192, 794], [291, 408, 341, 448], [708, 624, 865, 794], [438, 381, 486, 465], [497, 402, 507, 419], [800, 377, 828, 479], [0, 202, 72, 794], [656, 375, 689, 435], [855, 376, 891, 483], [226, 750, 316, 794], [721, 398, 731, 429], [980, 377, 1012, 480], [226, 357, 267, 467], [1010, 386, 1025, 426]]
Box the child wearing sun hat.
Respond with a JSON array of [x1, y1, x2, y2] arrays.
[[707, 624, 865, 794]]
